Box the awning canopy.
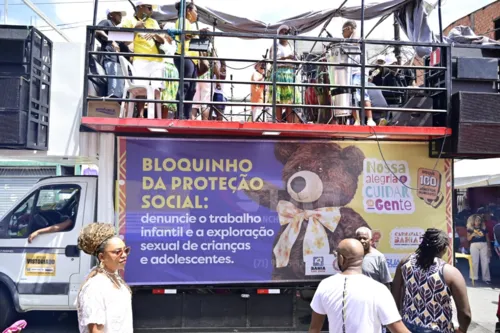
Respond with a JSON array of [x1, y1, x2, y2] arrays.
[[152, 0, 438, 56], [153, 0, 415, 35], [454, 159, 500, 189]]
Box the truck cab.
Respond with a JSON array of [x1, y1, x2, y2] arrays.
[[1, 0, 500, 331], [0, 177, 96, 327]]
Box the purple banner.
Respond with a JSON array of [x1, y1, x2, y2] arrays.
[[117, 137, 449, 285], [120, 138, 291, 285]]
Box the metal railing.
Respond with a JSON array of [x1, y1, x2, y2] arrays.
[[81, 24, 452, 126]]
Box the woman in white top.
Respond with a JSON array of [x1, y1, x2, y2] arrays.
[[269, 25, 297, 123], [76, 223, 132, 333]]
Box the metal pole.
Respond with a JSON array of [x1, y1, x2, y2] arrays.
[[438, 0, 443, 42], [21, 0, 71, 41], [366, 13, 390, 39], [92, 0, 98, 25], [394, 15, 401, 65], [271, 37, 278, 123], [307, 0, 348, 55], [82, 26, 91, 117], [209, 19, 215, 120], [89, 0, 100, 52], [178, 0, 186, 119], [360, 0, 366, 125], [4, 0, 7, 24]]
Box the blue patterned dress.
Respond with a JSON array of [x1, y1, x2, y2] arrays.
[[401, 253, 454, 333]]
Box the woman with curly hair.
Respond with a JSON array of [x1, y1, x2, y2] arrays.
[[76, 223, 132, 333], [467, 213, 492, 284]]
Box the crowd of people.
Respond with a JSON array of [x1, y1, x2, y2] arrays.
[[91, 1, 419, 125], [74, 224, 475, 333], [94, 1, 227, 120], [309, 228, 471, 333]]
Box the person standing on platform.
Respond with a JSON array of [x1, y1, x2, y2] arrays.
[[121, 1, 165, 118], [95, 7, 128, 99], [341, 20, 376, 126], [173, 1, 209, 119], [250, 62, 265, 121]]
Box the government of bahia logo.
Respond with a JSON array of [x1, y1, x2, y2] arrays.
[[362, 158, 415, 214], [311, 256, 326, 273]]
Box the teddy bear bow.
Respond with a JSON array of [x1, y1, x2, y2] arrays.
[[273, 200, 341, 268]]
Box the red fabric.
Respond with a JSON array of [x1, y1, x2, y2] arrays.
[[486, 219, 498, 241], [456, 226, 470, 249]]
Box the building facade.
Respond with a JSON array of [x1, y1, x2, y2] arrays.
[[443, 0, 500, 40]]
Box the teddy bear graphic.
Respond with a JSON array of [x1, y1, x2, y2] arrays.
[[245, 142, 370, 281]]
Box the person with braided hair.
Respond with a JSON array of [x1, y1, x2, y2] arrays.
[[76, 223, 132, 333], [392, 228, 471, 333]]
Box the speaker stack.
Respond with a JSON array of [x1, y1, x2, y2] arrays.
[[0, 25, 52, 150], [429, 46, 500, 159]]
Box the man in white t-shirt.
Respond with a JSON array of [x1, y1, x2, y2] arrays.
[[308, 239, 409, 333]]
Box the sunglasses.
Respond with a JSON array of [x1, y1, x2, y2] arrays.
[[108, 246, 131, 256]]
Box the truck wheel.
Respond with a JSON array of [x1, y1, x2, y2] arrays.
[[0, 285, 17, 330]]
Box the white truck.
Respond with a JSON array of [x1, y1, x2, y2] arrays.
[[0, 135, 453, 332]]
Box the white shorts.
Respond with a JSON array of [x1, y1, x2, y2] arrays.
[[133, 59, 165, 89], [193, 82, 211, 110]]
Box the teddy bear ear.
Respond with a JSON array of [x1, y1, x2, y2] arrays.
[[340, 146, 365, 177], [274, 142, 301, 164]]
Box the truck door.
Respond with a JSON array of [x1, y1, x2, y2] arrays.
[[0, 181, 86, 310]]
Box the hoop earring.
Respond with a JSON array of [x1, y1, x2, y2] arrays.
[[99, 261, 104, 269]]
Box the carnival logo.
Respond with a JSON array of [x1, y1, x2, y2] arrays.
[[390, 227, 424, 249], [362, 158, 415, 214], [371, 230, 382, 249], [384, 253, 408, 274]]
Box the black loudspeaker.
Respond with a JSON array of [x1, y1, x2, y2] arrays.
[[450, 47, 500, 95], [0, 77, 30, 146], [0, 26, 30, 76], [0, 76, 29, 109], [0, 25, 52, 151], [430, 92, 500, 158]]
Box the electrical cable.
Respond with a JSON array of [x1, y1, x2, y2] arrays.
[[369, 126, 448, 192]]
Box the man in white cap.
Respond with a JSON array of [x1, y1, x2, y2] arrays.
[[95, 7, 128, 98], [121, 0, 165, 117]]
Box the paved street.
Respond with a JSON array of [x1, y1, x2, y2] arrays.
[[459, 285, 498, 333]]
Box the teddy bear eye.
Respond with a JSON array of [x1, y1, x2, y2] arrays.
[[297, 165, 302, 171], [318, 167, 323, 173]]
